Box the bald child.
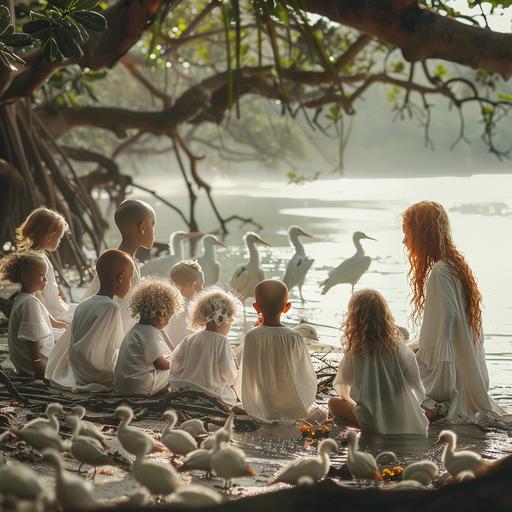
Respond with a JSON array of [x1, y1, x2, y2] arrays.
[[235, 280, 318, 422]]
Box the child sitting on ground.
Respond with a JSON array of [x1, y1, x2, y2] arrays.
[[236, 279, 319, 422], [48, 250, 133, 391], [114, 280, 181, 396], [169, 288, 240, 406], [0, 251, 66, 378], [164, 260, 204, 348], [329, 289, 429, 435], [17, 207, 74, 322]]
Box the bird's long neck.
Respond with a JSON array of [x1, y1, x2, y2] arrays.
[[119, 414, 130, 432], [164, 415, 177, 434], [443, 436, 455, 461], [353, 238, 364, 256], [70, 420, 81, 439], [48, 412, 59, 431], [172, 236, 184, 258], [247, 241, 260, 267], [290, 233, 306, 255], [319, 446, 331, 473], [203, 243, 216, 260]]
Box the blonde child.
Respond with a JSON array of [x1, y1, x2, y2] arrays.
[[16, 207, 74, 321], [236, 279, 319, 422], [0, 251, 59, 378], [169, 288, 239, 406], [329, 289, 429, 435], [115, 280, 181, 395], [164, 260, 204, 348]]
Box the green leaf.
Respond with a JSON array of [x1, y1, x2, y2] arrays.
[[23, 20, 52, 36], [497, 92, 512, 102], [42, 36, 60, 62], [74, 0, 99, 10], [54, 28, 82, 58], [69, 10, 107, 32], [0, 6, 11, 37], [1, 33, 33, 47], [48, 0, 71, 8]]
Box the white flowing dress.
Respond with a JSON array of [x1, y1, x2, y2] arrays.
[[334, 344, 429, 435], [163, 301, 194, 349], [45, 256, 139, 389], [169, 330, 238, 404], [235, 325, 318, 422], [114, 324, 172, 395], [417, 260, 510, 423]]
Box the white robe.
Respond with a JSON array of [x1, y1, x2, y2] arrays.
[[8, 292, 54, 376], [68, 295, 125, 391], [114, 324, 172, 395], [334, 344, 429, 435], [163, 301, 194, 349], [235, 325, 317, 422], [36, 253, 76, 322], [417, 260, 511, 423], [169, 330, 238, 405], [45, 256, 139, 389]]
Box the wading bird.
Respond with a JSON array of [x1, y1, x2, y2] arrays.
[[320, 231, 376, 295], [197, 234, 225, 286], [141, 231, 202, 277], [282, 226, 314, 302]]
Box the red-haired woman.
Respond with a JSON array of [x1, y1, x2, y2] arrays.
[[402, 201, 508, 422]]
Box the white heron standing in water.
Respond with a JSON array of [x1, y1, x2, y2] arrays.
[[281, 226, 314, 302], [196, 234, 225, 286], [141, 231, 202, 277], [320, 231, 376, 295], [230, 232, 271, 302]]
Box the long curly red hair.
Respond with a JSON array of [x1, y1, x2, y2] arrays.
[[343, 289, 401, 356], [402, 201, 482, 340]]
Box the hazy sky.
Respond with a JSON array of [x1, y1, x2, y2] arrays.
[[452, 0, 511, 32]]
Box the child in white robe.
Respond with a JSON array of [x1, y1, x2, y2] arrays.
[[164, 260, 204, 348], [236, 280, 318, 422], [45, 199, 156, 388], [115, 280, 181, 395], [329, 289, 429, 435], [16, 207, 76, 322], [68, 250, 134, 391], [169, 288, 240, 406], [1, 252, 67, 378]]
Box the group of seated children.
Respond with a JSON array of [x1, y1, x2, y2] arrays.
[[1, 204, 430, 435]]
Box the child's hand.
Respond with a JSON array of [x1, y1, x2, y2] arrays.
[[58, 286, 66, 300], [52, 319, 69, 330]]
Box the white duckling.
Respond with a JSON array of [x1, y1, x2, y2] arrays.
[[436, 430, 491, 477], [9, 425, 69, 453], [210, 431, 256, 489], [42, 448, 97, 510], [66, 405, 109, 448], [68, 415, 111, 479], [202, 414, 234, 450], [132, 437, 184, 498], [230, 232, 271, 302], [375, 451, 397, 467], [271, 438, 338, 485], [403, 460, 438, 486], [180, 418, 208, 438], [24, 403, 64, 432], [0, 463, 47, 503], [161, 410, 198, 456], [169, 484, 223, 507], [115, 405, 168, 456], [346, 430, 382, 480], [197, 234, 225, 286], [180, 430, 230, 476]]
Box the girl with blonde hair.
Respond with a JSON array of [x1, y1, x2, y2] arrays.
[[16, 207, 74, 321], [403, 201, 509, 422], [329, 289, 428, 435], [169, 287, 240, 406]]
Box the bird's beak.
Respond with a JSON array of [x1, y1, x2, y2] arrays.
[[364, 235, 377, 241], [214, 239, 226, 248], [299, 229, 314, 239], [433, 439, 443, 447], [256, 237, 272, 247], [186, 231, 205, 239]]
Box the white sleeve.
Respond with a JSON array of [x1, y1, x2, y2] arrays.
[[333, 354, 353, 400], [144, 335, 167, 366], [399, 345, 426, 404], [220, 339, 238, 386], [17, 298, 52, 343]]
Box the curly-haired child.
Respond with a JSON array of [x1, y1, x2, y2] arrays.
[[17, 207, 74, 321], [114, 280, 181, 395], [169, 287, 240, 406], [329, 289, 428, 435], [0, 251, 58, 378]]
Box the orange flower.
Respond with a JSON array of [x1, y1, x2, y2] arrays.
[[300, 424, 311, 433], [393, 466, 404, 474]]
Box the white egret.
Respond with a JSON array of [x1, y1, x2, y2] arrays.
[[23, 403, 64, 432], [161, 410, 198, 457], [140, 231, 202, 277], [320, 231, 376, 295], [66, 405, 109, 448], [402, 460, 438, 486], [197, 234, 225, 286], [281, 226, 314, 302], [346, 430, 382, 480], [230, 232, 271, 302]]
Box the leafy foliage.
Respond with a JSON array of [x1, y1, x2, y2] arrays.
[[0, 6, 31, 69]]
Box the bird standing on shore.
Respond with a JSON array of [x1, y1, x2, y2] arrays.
[[197, 234, 225, 286], [320, 231, 376, 295], [230, 232, 271, 302], [282, 226, 314, 302]]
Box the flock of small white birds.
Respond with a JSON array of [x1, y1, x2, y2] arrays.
[[140, 226, 376, 302], [0, 401, 498, 508]]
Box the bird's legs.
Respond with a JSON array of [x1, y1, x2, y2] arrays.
[[299, 284, 305, 303]]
